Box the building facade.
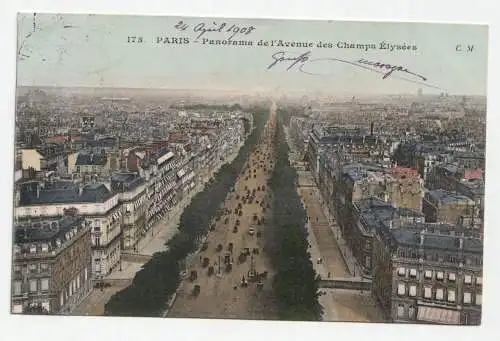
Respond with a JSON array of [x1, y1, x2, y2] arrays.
[[111, 172, 147, 251], [11, 215, 92, 314], [16, 181, 122, 279], [372, 226, 482, 325]]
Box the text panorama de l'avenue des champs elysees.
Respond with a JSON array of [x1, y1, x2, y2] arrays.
[[146, 36, 418, 52]]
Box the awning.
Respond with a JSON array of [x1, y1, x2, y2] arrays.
[[417, 306, 460, 325]]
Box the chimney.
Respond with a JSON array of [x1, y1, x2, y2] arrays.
[[459, 237, 464, 249], [36, 183, 40, 198], [78, 183, 84, 196], [420, 230, 425, 245]]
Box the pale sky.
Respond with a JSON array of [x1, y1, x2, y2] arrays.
[[16, 13, 488, 95]]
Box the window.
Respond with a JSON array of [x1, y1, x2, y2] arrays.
[[464, 292, 472, 304], [410, 269, 417, 278], [397, 304, 405, 318], [424, 270, 432, 279], [409, 285, 417, 297], [398, 283, 406, 296], [41, 243, 48, 252], [424, 287, 432, 298], [476, 276, 482, 285], [476, 294, 482, 305], [448, 290, 456, 302], [41, 301, 50, 313], [13, 265, 21, 273], [29, 245, 37, 253], [464, 275, 472, 284], [409, 306, 416, 319], [29, 264, 37, 272], [436, 288, 444, 300], [448, 273, 456, 281], [398, 267, 406, 276], [29, 279, 37, 292], [12, 304, 23, 314], [13, 281, 21, 295], [41, 278, 49, 291], [436, 271, 444, 280]]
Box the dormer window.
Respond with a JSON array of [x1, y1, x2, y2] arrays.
[[29, 245, 37, 254]]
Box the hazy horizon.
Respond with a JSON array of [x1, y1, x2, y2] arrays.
[[16, 85, 487, 100]]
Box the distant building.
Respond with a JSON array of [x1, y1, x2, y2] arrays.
[[422, 189, 475, 225], [81, 116, 95, 129], [389, 167, 424, 211], [21, 144, 67, 172], [75, 150, 110, 176], [11, 215, 92, 314]]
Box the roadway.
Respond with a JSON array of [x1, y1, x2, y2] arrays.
[[167, 103, 279, 320]]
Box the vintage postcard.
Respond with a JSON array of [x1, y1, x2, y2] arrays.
[[12, 13, 487, 325]]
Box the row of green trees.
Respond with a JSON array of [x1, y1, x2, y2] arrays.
[[104, 107, 269, 317], [267, 110, 321, 320]]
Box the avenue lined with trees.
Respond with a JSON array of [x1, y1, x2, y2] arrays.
[[266, 109, 321, 320], [104, 107, 269, 316]]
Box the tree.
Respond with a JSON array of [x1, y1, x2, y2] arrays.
[[266, 109, 321, 321]]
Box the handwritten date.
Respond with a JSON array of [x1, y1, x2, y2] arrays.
[[175, 20, 256, 40]]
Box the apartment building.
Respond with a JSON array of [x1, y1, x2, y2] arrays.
[[422, 189, 476, 225], [21, 144, 68, 172], [349, 197, 425, 276], [75, 150, 111, 176], [16, 180, 122, 278], [372, 225, 483, 325], [11, 214, 92, 314], [145, 149, 180, 231], [110, 171, 147, 251]]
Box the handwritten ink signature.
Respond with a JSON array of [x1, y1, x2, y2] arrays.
[[267, 51, 429, 84], [174, 20, 256, 41]]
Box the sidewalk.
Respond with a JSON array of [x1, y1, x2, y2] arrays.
[[311, 178, 365, 277], [285, 127, 362, 278]]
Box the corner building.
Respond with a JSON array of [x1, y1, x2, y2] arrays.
[[11, 215, 92, 314]]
